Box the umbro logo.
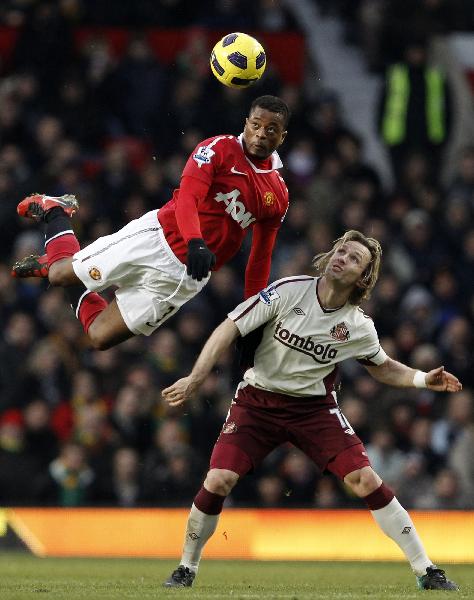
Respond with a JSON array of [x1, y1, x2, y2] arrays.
[[401, 526, 412, 534], [230, 165, 246, 176], [293, 307, 305, 315]]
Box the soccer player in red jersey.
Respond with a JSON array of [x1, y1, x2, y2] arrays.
[[12, 95, 290, 350], [162, 230, 461, 591]]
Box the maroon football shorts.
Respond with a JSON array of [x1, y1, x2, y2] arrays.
[[210, 383, 371, 481]]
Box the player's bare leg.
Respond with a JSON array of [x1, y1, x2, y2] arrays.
[[86, 299, 134, 350], [13, 252, 133, 349], [344, 466, 459, 590], [48, 259, 133, 349], [164, 468, 239, 588]]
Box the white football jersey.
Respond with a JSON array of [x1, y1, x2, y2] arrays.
[[228, 276, 387, 397]]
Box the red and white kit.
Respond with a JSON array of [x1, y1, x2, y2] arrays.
[[73, 134, 288, 335]]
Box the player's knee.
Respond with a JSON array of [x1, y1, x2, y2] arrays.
[[344, 466, 381, 497], [87, 321, 113, 351], [204, 468, 238, 496]]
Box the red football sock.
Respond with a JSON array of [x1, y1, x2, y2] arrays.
[[45, 233, 80, 266], [77, 291, 108, 333], [363, 482, 395, 510], [193, 486, 225, 515]]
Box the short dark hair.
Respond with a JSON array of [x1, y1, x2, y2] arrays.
[[250, 95, 290, 128]]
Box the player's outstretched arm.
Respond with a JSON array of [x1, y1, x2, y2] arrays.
[[162, 318, 240, 407], [364, 358, 462, 392]]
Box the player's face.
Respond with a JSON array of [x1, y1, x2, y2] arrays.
[[243, 107, 287, 159], [326, 241, 372, 288]]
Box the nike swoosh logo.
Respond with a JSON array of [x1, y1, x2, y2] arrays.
[[231, 166, 246, 176]]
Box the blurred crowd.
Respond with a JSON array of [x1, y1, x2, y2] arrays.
[[0, 1, 473, 511]]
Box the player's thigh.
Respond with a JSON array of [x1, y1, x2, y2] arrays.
[[49, 257, 80, 286], [87, 298, 135, 349], [210, 402, 286, 476]]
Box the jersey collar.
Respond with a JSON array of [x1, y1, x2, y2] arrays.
[[237, 133, 283, 173], [316, 278, 346, 313]]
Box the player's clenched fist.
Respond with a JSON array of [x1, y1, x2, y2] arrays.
[[187, 238, 216, 281]]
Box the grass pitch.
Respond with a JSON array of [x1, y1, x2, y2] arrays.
[[0, 554, 472, 599]]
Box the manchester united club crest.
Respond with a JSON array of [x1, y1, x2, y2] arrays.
[[263, 191, 274, 206], [330, 322, 350, 341], [222, 421, 238, 434], [88, 266, 102, 281]]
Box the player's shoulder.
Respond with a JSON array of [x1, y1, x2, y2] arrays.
[[351, 306, 377, 330], [197, 134, 238, 150], [190, 135, 238, 168], [267, 275, 315, 295]]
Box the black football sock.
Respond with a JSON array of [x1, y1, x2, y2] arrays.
[[44, 207, 74, 243]]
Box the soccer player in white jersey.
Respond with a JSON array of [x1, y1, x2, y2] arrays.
[[162, 230, 462, 590]]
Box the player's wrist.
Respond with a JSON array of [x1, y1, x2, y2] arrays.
[[413, 370, 428, 389], [188, 237, 205, 247]]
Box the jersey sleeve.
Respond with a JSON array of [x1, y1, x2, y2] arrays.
[[174, 175, 209, 242], [228, 283, 282, 337], [244, 221, 280, 299], [355, 320, 388, 366]]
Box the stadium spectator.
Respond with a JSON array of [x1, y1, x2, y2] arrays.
[[365, 426, 407, 489], [313, 475, 344, 508], [162, 229, 461, 590], [0, 408, 43, 505], [377, 37, 453, 185], [96, 446, 145, 507], [413, 467, 473, 510], [449, 423, 474, 502], [35, 441, 96, 506], [108, 384, 154, 454], [22, 399, 59, 467]]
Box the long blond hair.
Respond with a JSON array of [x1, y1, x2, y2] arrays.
[[312, 230, 382, 305]]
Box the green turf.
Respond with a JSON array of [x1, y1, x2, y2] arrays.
[[0, 554, 472, 599]]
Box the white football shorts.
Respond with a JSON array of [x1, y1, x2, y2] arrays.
[[72, 210, 209, 336]]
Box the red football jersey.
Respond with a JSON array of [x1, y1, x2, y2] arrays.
[[158, 134, 289, 271]]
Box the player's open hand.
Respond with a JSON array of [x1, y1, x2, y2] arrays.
[[426, 366, 462, 392], [162, 376, 196, 406]]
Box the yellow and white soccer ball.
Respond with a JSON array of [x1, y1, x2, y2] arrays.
[[210, 32, 266, 89]]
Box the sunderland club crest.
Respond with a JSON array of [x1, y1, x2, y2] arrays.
[[330, 322, 350, 341]]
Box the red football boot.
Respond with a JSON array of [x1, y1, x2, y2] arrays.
[[11, 254, 49, 278], [17, 194, 79, 220]]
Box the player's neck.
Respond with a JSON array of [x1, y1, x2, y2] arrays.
[[243, 142, 272, 168], [317, 277, 350, 309]]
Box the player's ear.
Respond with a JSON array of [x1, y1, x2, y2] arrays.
[[279, 130, 287, 145], [356, 270, 370, 289]]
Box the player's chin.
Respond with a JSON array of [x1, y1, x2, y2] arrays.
[[248, 145, 269, 159]]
